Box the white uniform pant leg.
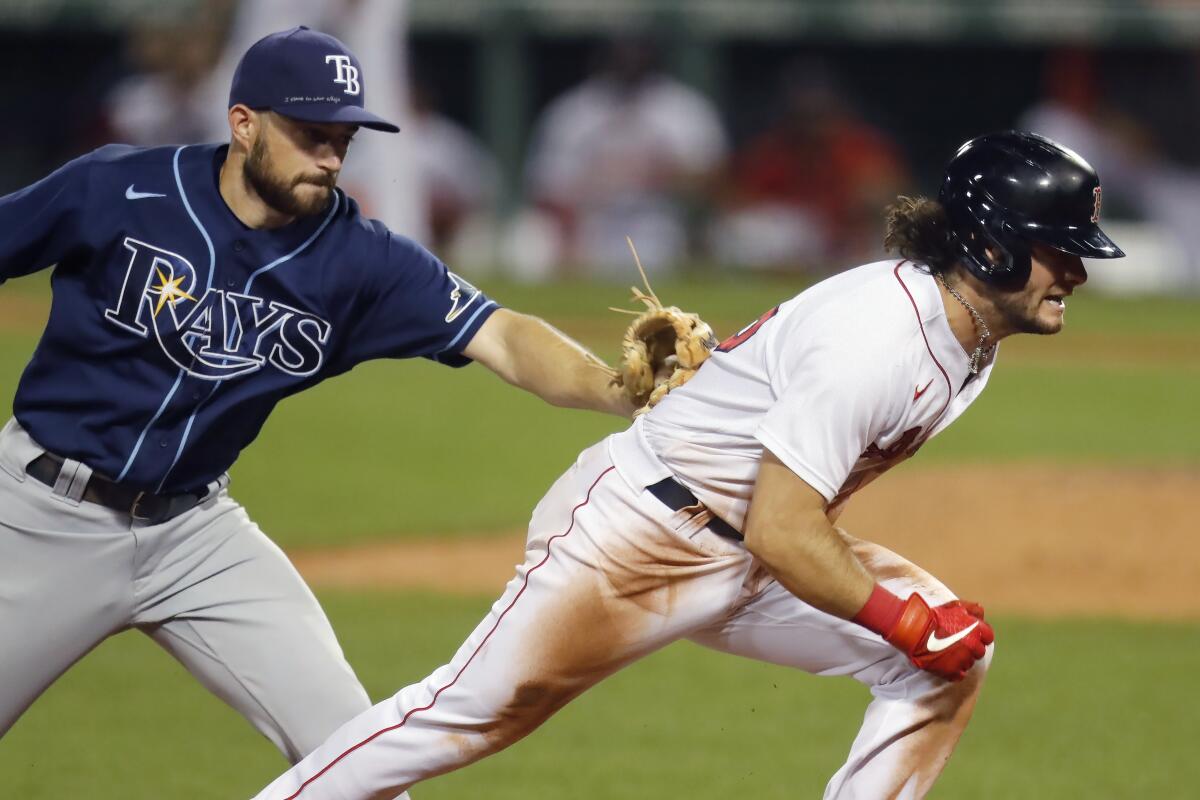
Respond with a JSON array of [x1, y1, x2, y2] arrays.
[[128, 493, 375, 764], [253, 441, 755, 800], [688, 530, 992, 800]]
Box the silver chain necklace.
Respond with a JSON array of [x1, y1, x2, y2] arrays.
[[936, 272, 994, 374]]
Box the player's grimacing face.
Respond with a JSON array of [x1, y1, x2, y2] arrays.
[[244, 113, 357, 218], [992, 244, 1088, 336]]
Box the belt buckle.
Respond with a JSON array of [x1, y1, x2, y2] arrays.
[[130, 491, 154, 522]]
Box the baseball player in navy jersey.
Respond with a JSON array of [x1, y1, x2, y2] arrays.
[[0, 26, 633, 785], [253, 132, 1125, 800]]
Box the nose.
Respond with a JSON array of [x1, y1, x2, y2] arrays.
[[1066, 258, 1088, 287], [316, 149, 343, 173]]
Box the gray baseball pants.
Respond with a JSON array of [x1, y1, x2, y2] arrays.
[[0, 418, 403, 793]]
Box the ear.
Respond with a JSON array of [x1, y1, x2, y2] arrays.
[[228, 104, 260, 152]]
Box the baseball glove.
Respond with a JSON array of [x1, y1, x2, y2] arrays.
[[612, 238, 717, 416]]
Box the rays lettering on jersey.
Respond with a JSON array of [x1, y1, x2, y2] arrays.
[[103, 237, 332, 380]]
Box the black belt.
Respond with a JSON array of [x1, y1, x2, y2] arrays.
[[646, 477, 743, 541], [26, 453, 205, 525]]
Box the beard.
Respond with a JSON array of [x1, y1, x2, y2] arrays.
[[990, 288, 1061, 336], [244, 135, 335, 218]]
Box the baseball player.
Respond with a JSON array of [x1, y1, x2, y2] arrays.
[[253, 132, 1125, 800], [0, 26, 633, 785]]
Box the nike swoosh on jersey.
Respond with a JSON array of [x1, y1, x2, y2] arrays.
[[925, 621, 979, 653], [913, 378, 935, 401], [125, 184, 167, 200]]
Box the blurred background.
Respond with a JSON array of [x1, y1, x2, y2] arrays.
[[1, 2, 1199, 799], [4, 0, 1200, 289]]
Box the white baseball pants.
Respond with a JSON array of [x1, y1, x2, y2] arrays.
[[254, 436, 992, 800]]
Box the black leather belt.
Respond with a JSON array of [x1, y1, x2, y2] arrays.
[[25, 452, 205, 525], [646, 477, 743, 541]]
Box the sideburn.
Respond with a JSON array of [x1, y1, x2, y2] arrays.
[[243, 134, 330, 218]]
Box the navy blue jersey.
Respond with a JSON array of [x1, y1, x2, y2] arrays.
[[1, 144, 499, 493]]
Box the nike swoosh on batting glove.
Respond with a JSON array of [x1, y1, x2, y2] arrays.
[[853, 585, 995, 682]]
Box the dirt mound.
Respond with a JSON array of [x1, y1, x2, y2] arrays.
[[289, 465, 1200, 620]]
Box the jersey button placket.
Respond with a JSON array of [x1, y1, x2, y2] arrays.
[[228, 240, 247, 288]]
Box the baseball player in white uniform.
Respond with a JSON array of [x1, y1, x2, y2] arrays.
[[253, 132, 1124, 799]]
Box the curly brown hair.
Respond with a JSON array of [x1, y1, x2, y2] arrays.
[[882, 196, 960, 277]]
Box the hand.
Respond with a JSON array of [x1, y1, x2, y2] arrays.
[[884, 594, 994, 682]]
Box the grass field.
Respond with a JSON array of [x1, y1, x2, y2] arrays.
[[1, 270, 1198, 798], [2, 273, 1196, 545], [1, 593, 1198, 799]]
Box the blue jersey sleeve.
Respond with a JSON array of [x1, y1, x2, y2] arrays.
[[334, 232, 499, 367], [0, 152, 92, 285]]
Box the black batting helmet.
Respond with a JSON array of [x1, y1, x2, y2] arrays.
[[938, 131, 1124, 286]]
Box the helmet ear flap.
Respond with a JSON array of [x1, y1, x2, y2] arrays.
[[1003, 241, 1032, 287], [957, 216, 1032, 288]]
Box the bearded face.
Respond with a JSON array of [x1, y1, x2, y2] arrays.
[[987, 244, 1088, 337], [243, 130, 337, 218]]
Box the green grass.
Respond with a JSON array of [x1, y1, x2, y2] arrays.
[[234, 358, 625, 545], [2, 272, 1198, 546], [1, 591, 1197, 799], [5, 268, 1196, 331], [223, 356, 1198, 547], [919, 361, 1200, 464], [2, 275, 1198, 798], [396, 276, 1200, 338]]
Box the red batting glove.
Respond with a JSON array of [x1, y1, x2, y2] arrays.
[[852, 585, 994, 682]]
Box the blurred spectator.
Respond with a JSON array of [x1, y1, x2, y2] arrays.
[[1019, 48, 1200, 291], [98, 3, 233, 146], [1017, 48, 1145, 218], [410, 78, 499, 254], [523, 35, 728, 277], [713, 60, 908, 272]]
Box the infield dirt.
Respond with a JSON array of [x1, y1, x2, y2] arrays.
[[289, 465, 1200, 621]]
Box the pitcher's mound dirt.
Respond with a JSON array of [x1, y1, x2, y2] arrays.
[[289, 465, 1200, 621]]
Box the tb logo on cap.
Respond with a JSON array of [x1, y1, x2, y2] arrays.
[[325, 54, 360, 95]]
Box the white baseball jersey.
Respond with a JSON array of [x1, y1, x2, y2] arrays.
[[618, 259, 996, 528], [254, 259, 1000, 800]]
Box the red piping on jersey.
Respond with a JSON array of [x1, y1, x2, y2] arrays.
[[278, 465, 618, 800], [893, 262, 952, 423]]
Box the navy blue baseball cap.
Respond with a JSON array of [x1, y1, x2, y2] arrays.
[[229, 26, 399, 133]]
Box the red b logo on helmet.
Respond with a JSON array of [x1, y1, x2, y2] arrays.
[[1091, 186, 1102, 224]]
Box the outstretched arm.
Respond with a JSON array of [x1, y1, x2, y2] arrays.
[[463, 308, 635, 418]]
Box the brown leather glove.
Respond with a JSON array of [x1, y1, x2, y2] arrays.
[[612, 238, 717, 416]]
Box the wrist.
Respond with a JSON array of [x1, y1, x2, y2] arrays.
[[851, 583, 906, 637], [612, 383, 638, 418]]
